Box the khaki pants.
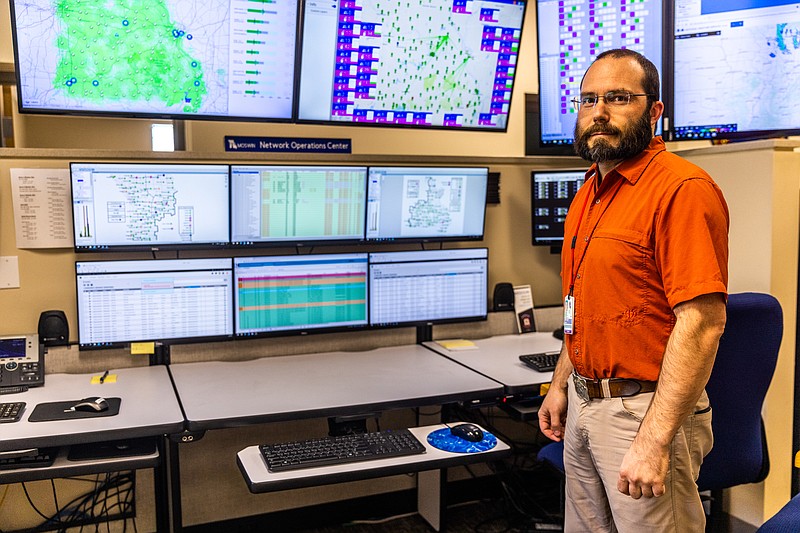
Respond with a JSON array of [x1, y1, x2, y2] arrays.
[[563, 379, 713, 533]]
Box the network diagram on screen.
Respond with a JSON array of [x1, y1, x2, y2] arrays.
[[71, 163, 230, 250], [11, 0, 297, 119], [298, 0, 525, 129], [672, 0, 800, 139]]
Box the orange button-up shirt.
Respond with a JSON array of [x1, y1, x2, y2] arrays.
[[561, 137, 729, 382]]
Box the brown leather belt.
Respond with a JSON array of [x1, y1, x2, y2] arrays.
[[572, 372, 657, 402]]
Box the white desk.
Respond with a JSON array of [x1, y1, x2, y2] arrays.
[[0, 365, 184, 452], [169, 344, 505, 431], [169, 345, 507, 531], [424, 332, 562, 396], [0, 365, 184, 531]]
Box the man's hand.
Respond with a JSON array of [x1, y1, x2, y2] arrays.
[[617, 437, 670, 499], [538, 386, 568, 442]]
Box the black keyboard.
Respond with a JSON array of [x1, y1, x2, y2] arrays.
[[0, 448, 57, 470], [0, 402, 25, 423], [519, 351, 560, 372], [260, 429, 427, 472]]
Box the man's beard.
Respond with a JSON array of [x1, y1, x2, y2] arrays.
[[573, 108, 653, 163]]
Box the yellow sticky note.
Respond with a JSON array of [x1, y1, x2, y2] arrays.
[[795, 451, 800, 469], [90, 374, 118, 384], [540, 382, 551, 396], [131, 342, 156, 355], [436, 339, 477, 351]]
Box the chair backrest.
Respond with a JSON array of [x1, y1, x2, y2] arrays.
[[696, 292, 782, 491]]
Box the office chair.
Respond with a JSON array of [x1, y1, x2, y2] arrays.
[[698, 292, 782, 531], [536, 292, 782, 532], [756, 493, 800, 532]]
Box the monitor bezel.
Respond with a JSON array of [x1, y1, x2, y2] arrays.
[[365, 166, 490, 244], [75, 258, 235, 350], [367, 248, 489, 329], [9, 0, 302, 124], [232, 252, 371, 339], [228, 164, 369, 249], [530, 169, 587, 248], [70, 162, 232, 253], [294, 0, 528, 133]]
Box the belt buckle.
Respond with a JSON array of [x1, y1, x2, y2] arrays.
[[573, 373, 590, 402]]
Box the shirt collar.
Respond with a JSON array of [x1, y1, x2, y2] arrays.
[[584, 136, 667, 186]]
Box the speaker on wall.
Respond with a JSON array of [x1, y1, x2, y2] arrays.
[[493, 282, 515, 312], [38, 310, 69, 346]]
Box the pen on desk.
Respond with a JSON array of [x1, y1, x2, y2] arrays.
[[99, 370, 109, 384]]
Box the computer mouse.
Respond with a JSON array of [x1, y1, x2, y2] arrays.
[[553, 326, 565, 340], [450, 423, 484, 443], [71, 397, 109, 413]]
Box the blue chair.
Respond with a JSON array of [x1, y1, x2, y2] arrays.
[[756, 493, 800, 532], [536, 292, 782, 531], [699, 292, 782, 531]]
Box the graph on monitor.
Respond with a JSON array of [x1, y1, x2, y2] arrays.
[[234, 254, 369, 336], [71, 163, 230, 251], [76, 258, 234, 348], [230, 165, 368, 246], [10, 0, 298, 121], [368, 248, 488, 326], [366, 166, 488, 242], [297, 0, 526, 130]]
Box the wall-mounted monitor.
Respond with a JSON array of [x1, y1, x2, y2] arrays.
[[368, 248, 488, 327], [670, 0, 800, 141], [366, 166, 488, 242], [531, 169, 586, 248], [76, 258, 234, 349], [535, 0, 665, 149], [234, 253, 369, 337], [70, 162, 230, 252], [297, 0, 527, 131], [10, 0, 299, 121], [230, 165, 368, 247]]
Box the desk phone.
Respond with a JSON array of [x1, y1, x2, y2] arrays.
[[0, 334, 44, 390]]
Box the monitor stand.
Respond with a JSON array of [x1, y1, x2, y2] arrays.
[[416, 324, 433, 344]]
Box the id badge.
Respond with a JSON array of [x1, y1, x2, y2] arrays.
[[563, 295, 575, 335]]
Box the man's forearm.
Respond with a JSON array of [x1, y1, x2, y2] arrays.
[[636, 293, 727, 449]]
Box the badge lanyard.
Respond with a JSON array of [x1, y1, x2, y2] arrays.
[[564, 175, 625, 335]]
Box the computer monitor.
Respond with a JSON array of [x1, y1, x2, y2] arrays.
[[297, 0, 527, 131], [230, 165, 368, 247], [535, 0, 666, 149], [531, 169, 586, 248], [9, 0, 299, 122], [366, 166, 488, 242], [670, 0, 800, 141], [70, 162, 230, 252], [368, 248, 488, 327], [76, 258, 234, 349], [234, 253, 369, 337]]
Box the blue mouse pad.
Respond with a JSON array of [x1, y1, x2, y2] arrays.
[[427, 428, 497, 453], [28, 398, 121, 422]]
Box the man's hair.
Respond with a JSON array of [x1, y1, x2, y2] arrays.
[[589, 48, 660, 106]]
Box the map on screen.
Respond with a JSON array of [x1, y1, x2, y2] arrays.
[[11, 0, 298, 120]]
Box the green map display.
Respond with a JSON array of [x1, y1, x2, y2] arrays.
[[53, 0, 207, 112]]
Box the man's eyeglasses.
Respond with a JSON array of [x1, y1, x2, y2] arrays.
[[571, 91, 655, 111]]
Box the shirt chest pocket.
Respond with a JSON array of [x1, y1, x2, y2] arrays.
[[582, 228, 654, 318]]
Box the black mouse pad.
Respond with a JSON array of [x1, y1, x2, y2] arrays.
[[28, 398, 121, 422]]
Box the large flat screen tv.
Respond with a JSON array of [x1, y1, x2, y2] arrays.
[[10, 0, 299, 121], [297, 0, 527, 131], [670, 0, 800, 141], [535, 0, 666, 150]]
